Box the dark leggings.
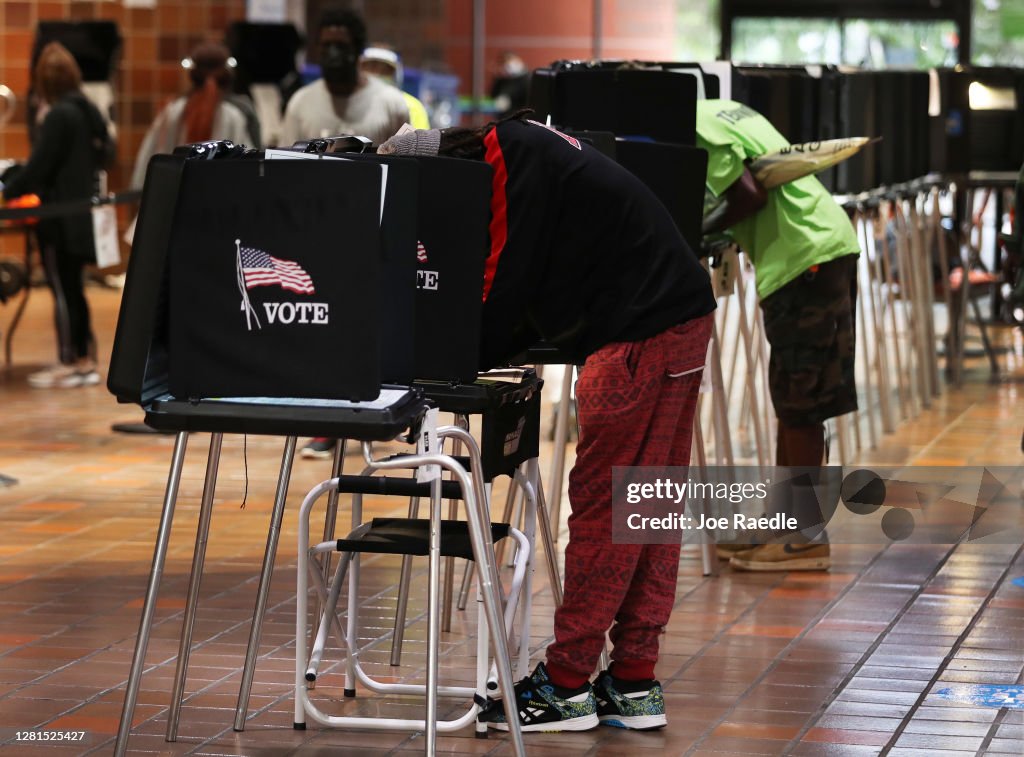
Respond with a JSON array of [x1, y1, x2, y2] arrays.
[[39, 239, 93, 364]]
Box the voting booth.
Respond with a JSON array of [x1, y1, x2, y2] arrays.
[[108, 142, 530, 757]]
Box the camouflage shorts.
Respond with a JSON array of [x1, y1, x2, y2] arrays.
[[761, 254, 859, 427]]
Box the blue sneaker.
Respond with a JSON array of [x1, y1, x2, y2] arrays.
[[477, 662, 599, 732], [593, 670, 667, 730]]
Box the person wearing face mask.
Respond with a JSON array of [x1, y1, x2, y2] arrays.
[[288, 8, 411, 462], [279, 7, 409, 148], [360, 45, 430, 130]]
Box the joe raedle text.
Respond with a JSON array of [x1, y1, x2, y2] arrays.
[[625, 512, 797, 532]]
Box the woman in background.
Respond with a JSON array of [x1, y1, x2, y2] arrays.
[[130, 42, 259, 189], [1, 42, 109, 388]]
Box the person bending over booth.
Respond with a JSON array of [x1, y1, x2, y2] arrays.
[[379, 112, 716, 733], [696, 99, 862, 572]]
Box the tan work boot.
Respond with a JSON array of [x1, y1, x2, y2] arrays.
[[715, 543, 753, 560], [728, 542, 830, 572]]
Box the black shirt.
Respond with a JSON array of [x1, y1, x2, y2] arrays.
[[479, 118, 716, 368], [4, 92, 105, 261]]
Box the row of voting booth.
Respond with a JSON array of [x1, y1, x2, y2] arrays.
[[105, 54, 1022, 757], [528, 59, 1021, 486]]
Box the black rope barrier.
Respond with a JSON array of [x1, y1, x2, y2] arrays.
[[0, 189, 143, 223]]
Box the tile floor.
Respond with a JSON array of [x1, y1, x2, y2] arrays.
[[1, 285, 1023, 756]]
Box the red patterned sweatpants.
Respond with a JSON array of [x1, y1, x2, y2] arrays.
[[546, 313, 713, 680]]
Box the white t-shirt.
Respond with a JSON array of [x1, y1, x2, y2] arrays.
[[279, 76, 410, 147]]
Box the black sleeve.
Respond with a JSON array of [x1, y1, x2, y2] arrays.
[[478, 123, 552, 366], [2, 107, 70, 199]]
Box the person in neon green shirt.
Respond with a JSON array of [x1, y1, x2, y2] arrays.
[[697, 99, 861, 572]]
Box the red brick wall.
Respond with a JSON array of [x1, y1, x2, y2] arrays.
[[0, 0, 245, 257], [0, 1, 246, 184]]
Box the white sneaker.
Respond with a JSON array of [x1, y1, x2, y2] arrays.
[[28, 364, 101, 389]]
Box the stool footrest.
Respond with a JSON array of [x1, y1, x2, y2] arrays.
[[335, 518, 510, 560], [334, 474, 464, 500]]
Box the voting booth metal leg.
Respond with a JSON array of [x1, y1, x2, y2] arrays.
[[898, 200, 926, 405], [708, 316, 735, 466], [166, 433, 223, 741], [234, 436, 298, 731], [909, 197, 942, 398], [510, 468, 538, 677], [890, 200, 918, 418], [932, 189, 956, 381], [528, 457, 563, 608], [310, 440, 347, 678], [425, 476, 444, 752], [751, 294, 776, 465], [115, 432, 189, 757], [869, 211, 898, 431], [733, 262, 768, 474], [952, 187, 974, 386], [494, 467, 522, 567], [546, 366, 574, 540], [858, 211, 892, 439], [442, 417, 471, 634], [692, 416, 718, 577], [877, 213, 910, 422], [389, 495, 421, 666], [319, 440, 347, 601], [854, 250, 878, 451]]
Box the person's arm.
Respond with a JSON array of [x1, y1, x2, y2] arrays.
[[702, 164, 767, 235], [2, 106, 69, 200]]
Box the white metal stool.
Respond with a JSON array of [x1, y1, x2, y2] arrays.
[[295, 428, 527, 756]]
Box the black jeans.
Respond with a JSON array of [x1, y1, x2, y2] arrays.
[[39, 238, 94, 364]]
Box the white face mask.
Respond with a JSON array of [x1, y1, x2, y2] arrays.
[[503, 58, 526, 76]]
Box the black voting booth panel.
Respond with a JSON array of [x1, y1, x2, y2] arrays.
[[108, 155, 184, 406], [286, 148, 490, 385], [344, 154, 419, 384], [555, 128, 707, 251], [930, 67, 1024, 174], [872, 71, 931, 186], [529, 66, 699, 146], [615, 140, 708, 252], [835, 72, 879, 194], [410, 156, 491, 384], [167, 158, 384, 402], [109, 146, 493, 435], [226, 22, 303, 87], [34, 21, 121, 82], [731, 65, 828, 144], [652, 63, 722, 100], [729, 66, 931, 193], [107, 150, 429, 439]]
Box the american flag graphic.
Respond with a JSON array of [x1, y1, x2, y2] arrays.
[[239, 245, 315, 295], [416, 240, 428, 263]]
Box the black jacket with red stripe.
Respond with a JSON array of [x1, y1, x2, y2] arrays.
[[479, 118, 716, 368]]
